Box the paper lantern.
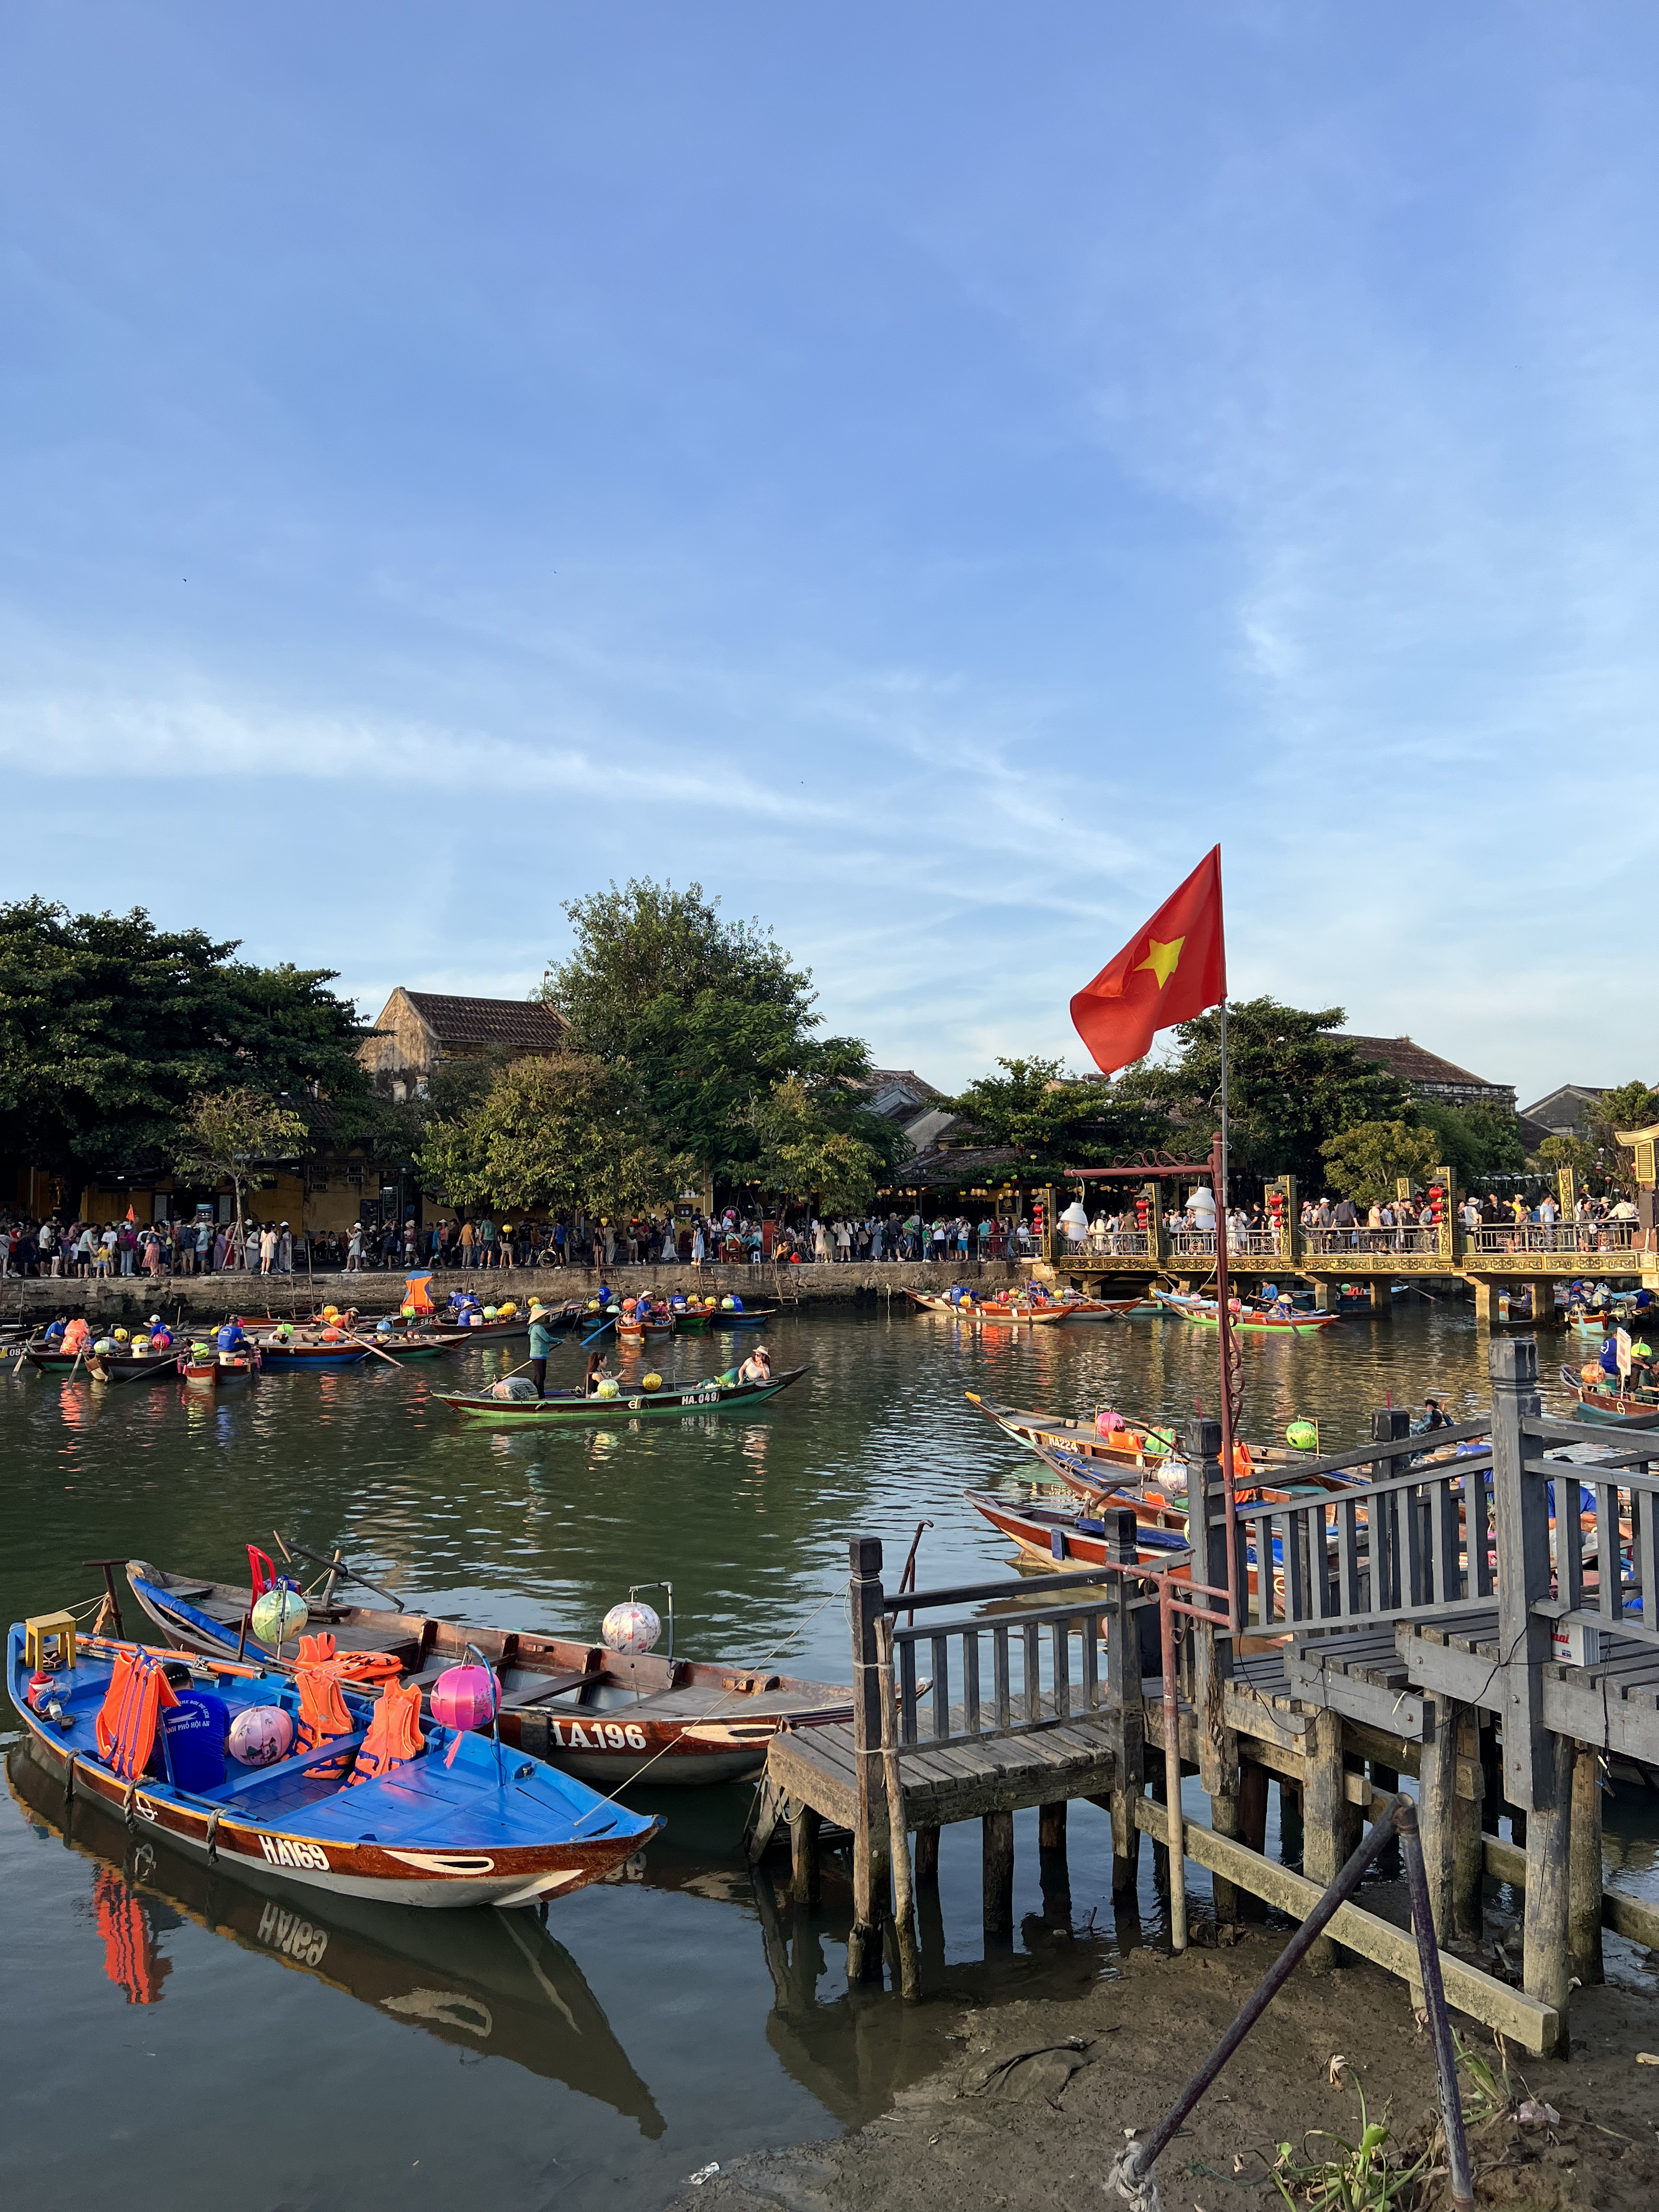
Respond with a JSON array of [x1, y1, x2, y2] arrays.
[[250, 1587, 308, 1648], [601, 1601, 662, 1655], [430, 1663, 499, 1731], [229, 1704, 295, 1767]]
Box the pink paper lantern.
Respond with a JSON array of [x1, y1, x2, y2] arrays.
[[429, 1663, 500, 1731]]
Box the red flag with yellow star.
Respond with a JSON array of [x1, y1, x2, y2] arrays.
[[1070, 845, 1226, 1075]]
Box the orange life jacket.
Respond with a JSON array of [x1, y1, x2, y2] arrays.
[[294, 1637, 356, 1778], [95, 1647, 179, 1782], [1233, 1441, 1255, 1478], [348, 1678, 425, 1786]]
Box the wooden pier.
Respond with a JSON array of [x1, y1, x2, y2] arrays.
[[754, 1339, 1659, 2057]]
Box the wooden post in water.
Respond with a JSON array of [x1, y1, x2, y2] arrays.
[[983, 1809, 1015, 1936], [914, 1825, 940, 1883], [1568, 1742, 1605, 1988], [1523, 1728, 1574, 2056], [1102, 1508, 1146, 1898], [790, 1805, 821, 1907], [1302, 1708, 1345, 1970], [847, 1536, 888, 1983], [1187, 1418, 1242, 1921], [1490, 1338, 1556, 1814]]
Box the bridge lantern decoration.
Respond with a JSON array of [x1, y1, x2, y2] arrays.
[[1426, 1183, 1444, 1226], [1134, 1192, 1150, 1234], [1030, 1198, 1046, 1238], [1266, 1187, 1284, 1223]]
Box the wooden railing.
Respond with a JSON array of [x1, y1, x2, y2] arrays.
[[1520, 1411, 1659, 1651]]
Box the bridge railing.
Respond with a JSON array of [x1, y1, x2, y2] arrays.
[[1519, 1410, 1659, 1651], [1074, 1231, 1151, 1257], [1303, 1226, 1440, 1255], [1469, 1223, 1635, 1255]]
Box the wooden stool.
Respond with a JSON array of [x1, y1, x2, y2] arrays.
[[25, 1610, 77, 1672]]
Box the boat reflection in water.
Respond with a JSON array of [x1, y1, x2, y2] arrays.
[[7, 1739, 664, 2137]]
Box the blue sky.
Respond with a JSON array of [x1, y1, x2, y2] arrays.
[[3, 4, 1656, 1103]]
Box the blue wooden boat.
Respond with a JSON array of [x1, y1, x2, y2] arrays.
[[8, 1626, 658, 1908]]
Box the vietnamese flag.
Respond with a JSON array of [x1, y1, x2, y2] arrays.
[[1070, 845, 1226, 1075]]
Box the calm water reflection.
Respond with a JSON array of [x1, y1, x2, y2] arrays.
[[2, 1301, 1652, 2208]]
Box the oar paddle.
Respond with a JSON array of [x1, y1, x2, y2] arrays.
[[277, 1536, 407, 1612], [347, 1332, 408, 1373]]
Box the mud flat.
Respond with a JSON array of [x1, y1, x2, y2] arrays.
[[669, 1925, 1659, 2212]]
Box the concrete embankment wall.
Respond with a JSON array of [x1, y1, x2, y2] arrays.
[[0, 1259, 1022, 1328]]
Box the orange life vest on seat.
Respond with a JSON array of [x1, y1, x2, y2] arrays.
[[348, 1678, 425, 1785], [95, 1647, 179, 1782], [294, 1635, 356, 1778]]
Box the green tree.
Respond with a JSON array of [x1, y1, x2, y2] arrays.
[[1536, 1132, 1596, 1189], [750, 1075, 899, 1213], [1116, 999, 1412, 1190], [1586, 1080, 1659, 1194], [542, 878, 889, 1183], [0, 898, 369, 1180], [948, 1057, 1171, 1166], [1319, 1120, 1440, 1209], [416, 1055, 693, 1220], [172, 1087, 311, 1251], [1412, 1098, 1527, 1187]]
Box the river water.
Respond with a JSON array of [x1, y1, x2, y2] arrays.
[[4, 1300, 1656, 2208]]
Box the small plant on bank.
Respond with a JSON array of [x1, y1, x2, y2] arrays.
[[1268, 2085, 1434, 2212]]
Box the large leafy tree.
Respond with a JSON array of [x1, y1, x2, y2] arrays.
[[948, 1057, 1172, 1167], [416, 1055, 694, 1220], [1116, 999, 1413, 1191], [542, 878, 890, 1184], [0, 899, 369, 1180], [1412, 1098, 1527, 1188], [1319, 1120, 1441, 1208], [750, 1075, 902, 1214]]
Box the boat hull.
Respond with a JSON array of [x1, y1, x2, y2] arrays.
[[8, 1630, 658, 1907], [436, 1367, 807, 1424]]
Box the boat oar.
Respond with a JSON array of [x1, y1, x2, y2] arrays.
[[580, 1314, 616, 1347], [347, 1332, 408, 1373], [277, 1536, 407, 1612]]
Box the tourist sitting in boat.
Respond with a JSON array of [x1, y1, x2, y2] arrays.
[[216, 1318, 247, 1359], [43, 1312, 67, 1345], [736, 1345, 772, 1387], [583, 1351, 614, 1397]]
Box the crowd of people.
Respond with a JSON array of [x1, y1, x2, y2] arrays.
[[1056, 1184, 1640, 1259], [0, 1204, 1031, 1280]]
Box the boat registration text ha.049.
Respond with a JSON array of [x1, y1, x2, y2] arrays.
[[258, 1833, 331, 1872]]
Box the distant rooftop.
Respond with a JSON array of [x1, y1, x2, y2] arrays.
[[402, 991, 568, 1053], [1345, 1034, 1513, 1101]]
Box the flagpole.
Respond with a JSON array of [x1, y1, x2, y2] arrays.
[[1213, 997, 1242, 1637]]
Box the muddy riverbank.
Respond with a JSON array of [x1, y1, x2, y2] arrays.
[[669, 1925, 1659, 2212]]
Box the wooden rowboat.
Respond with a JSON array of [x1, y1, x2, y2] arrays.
[[1558, 1366, 1659, 1429], [8, 1626, 657, 1907], [126, 1560, 853, 1787], [20, 1346, 185, 1387], [905, 1290, 1073, 1326], [1152, 1290, 1339, 1334], [434, 1366, 808, 1425]]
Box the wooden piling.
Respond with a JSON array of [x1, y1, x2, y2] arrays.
[[1418, 1697, 1458, 1942], [1568, 1742, 1604, 1988], [847, 1536, 888, 1982], [1148, 1768, 1171, 1897], [1103, 1508, 1145, 1899], [915, 1825, 940, 1883], [1522, 1729, 1574, 2057], [1234, 1759, 1268, 1920], [1039, 1800, 1067, 1853], [1453, 1713, 1485, 1939], [789, 1804, 821, 1906], [1302, 1708, 1344, 1970], [983, 1809, 1015, 1934], [874, 1614, 922, 1999]]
